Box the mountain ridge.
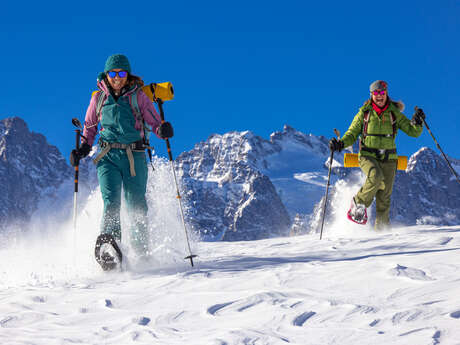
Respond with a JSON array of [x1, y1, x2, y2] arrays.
[[1, 117, 459, 240]]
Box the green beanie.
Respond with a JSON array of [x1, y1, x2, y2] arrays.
[[104, 54, 131, 73]]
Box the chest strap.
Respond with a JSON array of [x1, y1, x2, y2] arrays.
[[93, 140, 152, 177]]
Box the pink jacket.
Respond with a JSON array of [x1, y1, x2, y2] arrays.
[[83, 79, 162, 146]]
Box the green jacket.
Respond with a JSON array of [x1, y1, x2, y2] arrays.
[[341, 101, 423, 161]]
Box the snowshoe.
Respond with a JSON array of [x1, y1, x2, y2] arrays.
[[347, 197, 368, 225], [95, 234, 123, 271]]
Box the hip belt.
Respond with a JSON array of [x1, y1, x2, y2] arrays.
[[360, 146, 397, 162], [93, 139, 152, 177]]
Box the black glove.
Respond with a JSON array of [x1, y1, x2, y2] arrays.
[[329, 138, 344, 152], [411, 108, 426, 126], [70, 143, 91, 167], [157, 122, 174, 139]]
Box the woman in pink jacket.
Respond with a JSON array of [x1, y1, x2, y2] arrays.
[[70, 54, 173, 269]]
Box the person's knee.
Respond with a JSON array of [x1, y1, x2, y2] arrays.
[[367, 166, 384, 185]]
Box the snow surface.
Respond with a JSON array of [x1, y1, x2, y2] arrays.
[[2, 158, 460, 344], [2, 222, 460, 344]]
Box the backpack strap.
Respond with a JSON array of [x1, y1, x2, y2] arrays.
[[128, 89, 153, 141], [127, 89, 155, 170], [95, 91, 108, 122], [128, 90, 141, 122], [390, 111, 397, 137], [359, 105, 399, 161], [362, 109, 370, 141], [93, 88, 154, 147], [362, 109, 397, 140], [94, 89, 148, 139]]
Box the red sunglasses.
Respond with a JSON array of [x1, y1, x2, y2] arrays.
[[372, 90, 386, 96]]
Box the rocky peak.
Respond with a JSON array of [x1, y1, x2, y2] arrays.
[[270, 124, 330, 157], [176, 129, 292, 241], [0, 117, 72, 230], [406, 147, 458, 187]]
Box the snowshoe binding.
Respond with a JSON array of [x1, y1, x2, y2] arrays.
[[347, 197, 368, 225], [95, 234, 123, 271]]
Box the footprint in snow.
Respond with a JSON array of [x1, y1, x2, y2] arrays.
[[207, 302, 235, 316], [392, 310, 424, 324], [388, 264, 435, 281], [449, 310, 460, 319], [0, 313, 45, 328], [438, 237, 453, 245], [133, 316, 150, 326], [31, 296, 46, 303], [292, 311, 316, 326], [369, 319, 380, 327]]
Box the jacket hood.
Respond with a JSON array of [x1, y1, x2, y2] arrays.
[[393, 100, 405, 112], [97, 72, 106, 83], [97, 77, 111, 95]]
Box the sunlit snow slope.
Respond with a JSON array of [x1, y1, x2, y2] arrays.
[[1, 216, 460, 344]]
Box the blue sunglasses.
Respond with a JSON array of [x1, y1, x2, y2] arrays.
[[107, 70, 128, 78]]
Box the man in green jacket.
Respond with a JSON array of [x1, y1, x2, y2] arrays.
[[329, 80, 425, 229]]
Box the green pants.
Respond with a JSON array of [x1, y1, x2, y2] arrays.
[[96, 149, 149, 253], [355, 155, 397, 229]]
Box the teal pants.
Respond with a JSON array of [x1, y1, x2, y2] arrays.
[[97, 149, 149, 253]]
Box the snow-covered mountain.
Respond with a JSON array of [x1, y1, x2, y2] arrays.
[[176, 130, 292, 241], [0, 117, 72, 231], [176, 124, 460, 239], [391, 148, 460, 225], [175, 125, 345, 240], [1, 117, 459, 240]]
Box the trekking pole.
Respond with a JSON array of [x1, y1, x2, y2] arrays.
[[416, 107, 460, 185], [155, 99, 197, 267], [319, 128, 340, 240], [71, 118, 83, 261]]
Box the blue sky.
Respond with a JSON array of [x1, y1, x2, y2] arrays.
[[1, 0, 459, 161]]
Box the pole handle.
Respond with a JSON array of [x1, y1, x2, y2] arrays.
[[333, 128, 341, 139], [75, 129, 81, 150], [155, 98, 175, 162], [74, 129, 81, 193]]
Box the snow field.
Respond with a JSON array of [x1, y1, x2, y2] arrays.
[[2, 224, 460, 344], [1, 157, 460, 344]]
